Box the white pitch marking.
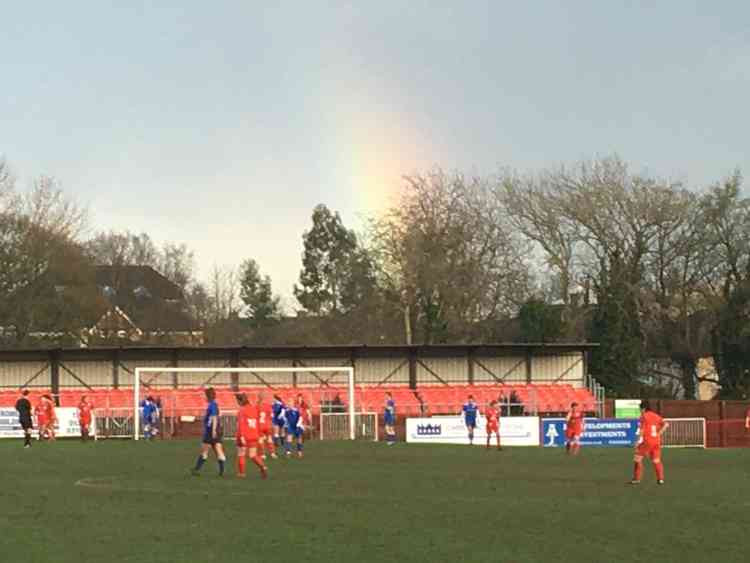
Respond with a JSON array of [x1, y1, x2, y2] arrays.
[[74, 477, 254, 496]]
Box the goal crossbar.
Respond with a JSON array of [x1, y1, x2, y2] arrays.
[[134, 366, 355, 441]]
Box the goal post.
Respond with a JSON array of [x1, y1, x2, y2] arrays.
[[133, 366, 355, 441]]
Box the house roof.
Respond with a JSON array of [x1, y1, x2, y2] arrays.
[[95, 265, 183, 301], [93, 265, 195, 332]]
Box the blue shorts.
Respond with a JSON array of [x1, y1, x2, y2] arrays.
[[272, 417, 284, 428], [466, 421, 477, 429], [202, 430, 223, 445], [384, 415, 395, 426], [286, 426, 303, 439]]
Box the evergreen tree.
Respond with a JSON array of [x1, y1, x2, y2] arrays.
[[239, 259, 280, 327], [587, 256, 644, 395]]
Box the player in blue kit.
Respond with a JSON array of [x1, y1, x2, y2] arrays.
[[462, 395, 479, 445], [140, 396, 159, 440], [191, 388, 226, 476], [271, 395, 285, 453], [384, 392, 396, 445], [282, 399, 304, 458]]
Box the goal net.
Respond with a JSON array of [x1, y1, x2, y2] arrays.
[[662, 417, 706, 448], [131, 366, 356, 441], [320, 412, 379, 441]]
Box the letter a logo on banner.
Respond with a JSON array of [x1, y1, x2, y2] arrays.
[[545, 424, 559, 446]]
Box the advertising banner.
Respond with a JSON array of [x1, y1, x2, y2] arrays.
[[541, 418, 637, 447], [406, 415, 540, 446], [614, 399, 642, 419], [0, 407, 91, 438]]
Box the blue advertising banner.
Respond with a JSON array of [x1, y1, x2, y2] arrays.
[[541, 418, 638, 447]]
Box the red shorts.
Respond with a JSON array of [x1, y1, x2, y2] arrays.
[[80, 418, 91, 428], [236, 436, 259, 449], [566, 428, 582, 440], [636, 442, 661, 459], [486, 423, 499, 434], [260, 426, 271, 437], [37, 417, 48, 427]]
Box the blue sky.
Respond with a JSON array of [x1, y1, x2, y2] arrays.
[[2, 1, 749, 305]]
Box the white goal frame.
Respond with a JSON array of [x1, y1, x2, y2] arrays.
[[662, 417, 706, 448], [134, 366, 355, 441]]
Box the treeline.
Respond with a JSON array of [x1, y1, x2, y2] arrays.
[[1, 156, 749, 398]]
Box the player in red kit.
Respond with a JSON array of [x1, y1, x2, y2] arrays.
[[257, 393, 276, 459], [485, 400, 502, 450], [565, 402, 584, 455], [235, 393, 267, 479], [34, 399, 48, 440], [297, 393, 312, 435], [77, 395, 93, 441], [745, 407, 749, 432], [36, 395, 56, 441], [44, 395, 57, 440], [631, 400, 669, 485]]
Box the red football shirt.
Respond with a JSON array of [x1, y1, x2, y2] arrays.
[[639, 410, 665, 446], [298, 399, 311, 424], [567, 408, 584, 433], [486, 407, 499, 425], [78, 402, 92, 422], [258, 403, 272, 431], [237, 404, 259, 440], [35, 403, 47, 423]]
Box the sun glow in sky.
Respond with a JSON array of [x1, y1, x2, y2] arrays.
[[2, 1, 749, 305]]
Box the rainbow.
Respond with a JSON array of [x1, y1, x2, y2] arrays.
[[330, 103, 436, 214]]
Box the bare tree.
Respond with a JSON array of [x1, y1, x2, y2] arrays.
[[86, 231, 195, 292], [0, 158, 15, 208], [0, 168, 96, 345], [497, 170, 582, 304], [208, 264, 241, 323], [20, 176, 89, 240], [157, 242, 195, 292], [371, 170, 533, 344], [697, 171, 750, 300]]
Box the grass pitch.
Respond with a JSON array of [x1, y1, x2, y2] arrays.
[[2, 440, 749, 563]]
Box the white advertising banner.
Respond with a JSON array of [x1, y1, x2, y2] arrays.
[[406, 415, 540, 446], [0, 406, 92, 438]]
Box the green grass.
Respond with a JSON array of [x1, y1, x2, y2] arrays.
[[2, 440, 749, 563]]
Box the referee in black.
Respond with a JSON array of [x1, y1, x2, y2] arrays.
[[15, 389, 33, 448]]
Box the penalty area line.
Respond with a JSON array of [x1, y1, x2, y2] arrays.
[[74, 477, 254, 496]]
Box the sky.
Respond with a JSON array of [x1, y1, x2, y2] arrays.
[[2, 1, 749, 306]]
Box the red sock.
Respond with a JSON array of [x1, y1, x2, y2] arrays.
[[633, 461, 642, 481], [654, 462, 664, 481], [237, 456, 246, 475], [251, 455, 264, 469]]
